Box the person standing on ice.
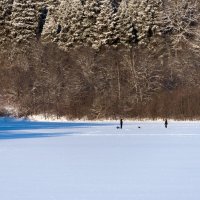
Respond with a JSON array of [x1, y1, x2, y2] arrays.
[[165, 119, 168, 128], [120, 119, 123, 129]]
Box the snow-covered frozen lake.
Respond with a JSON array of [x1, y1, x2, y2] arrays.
[[0, 118, 200, 200]]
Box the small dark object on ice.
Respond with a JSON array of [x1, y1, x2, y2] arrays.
[[116, 126, 120, 129], [138, 126, 141, 128]]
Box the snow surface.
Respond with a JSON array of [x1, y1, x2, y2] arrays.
[[0, 118, 200, 200]]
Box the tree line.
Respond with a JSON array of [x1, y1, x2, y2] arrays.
[[0, 0, 200, 119]]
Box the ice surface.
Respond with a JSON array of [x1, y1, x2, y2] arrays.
[[0, 118, 200, 200]]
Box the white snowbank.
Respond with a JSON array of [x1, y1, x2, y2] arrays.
[[28, 114, 200, 123]]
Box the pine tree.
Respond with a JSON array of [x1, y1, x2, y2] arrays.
[[41, 0, 60, 43], [0, 0, 13, 45], [56, 0, 84, 49], [128, 0, 161, 46], [116, 0, 135, 46], [10, 0, 38, 43], [81, 0, 100, 46], [93, 0, 115, 48]]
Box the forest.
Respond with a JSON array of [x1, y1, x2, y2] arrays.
[[0, 0, 200, 119]]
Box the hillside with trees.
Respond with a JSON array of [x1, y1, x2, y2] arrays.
[[0, 0, 200, 119]]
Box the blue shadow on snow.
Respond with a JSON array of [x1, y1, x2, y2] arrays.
[[0, 117, 115, 140]]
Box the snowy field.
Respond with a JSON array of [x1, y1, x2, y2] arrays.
[[0, 118, 200, 200]]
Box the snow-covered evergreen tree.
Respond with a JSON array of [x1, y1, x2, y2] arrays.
[[57, 0, 84, 49], [115, 0, 135, 46], [0, 0, 13, 45], [41, 0, 60, 43], [81, 0, 100, 45], [93, 0, 115, 48], [10, 0, 38, 43], [128, 0, 162, 46]]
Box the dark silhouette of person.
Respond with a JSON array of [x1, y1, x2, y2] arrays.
[[165, 119, 168, 128], [120, 119, 123, 129]]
